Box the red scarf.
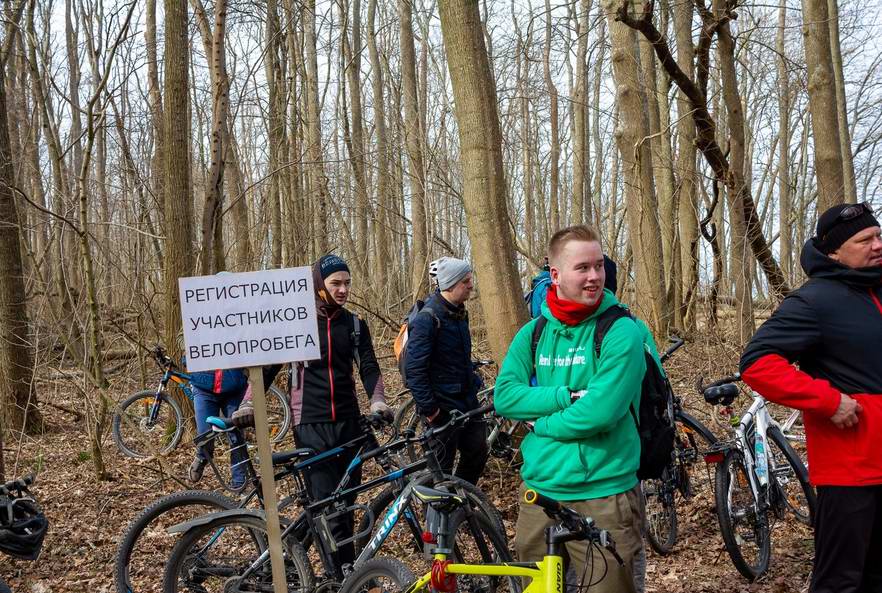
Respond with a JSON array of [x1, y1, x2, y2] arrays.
[[546, 284, 601, 326]]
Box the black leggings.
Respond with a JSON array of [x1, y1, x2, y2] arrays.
[[294, 417, 363, 569]]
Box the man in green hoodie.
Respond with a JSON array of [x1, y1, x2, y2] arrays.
[[495, 225, 645, 593]]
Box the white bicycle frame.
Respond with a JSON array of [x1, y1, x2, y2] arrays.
[[728, 391, 782, 510]]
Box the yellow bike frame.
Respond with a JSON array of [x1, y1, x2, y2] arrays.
[[406, 554, 566, 593]]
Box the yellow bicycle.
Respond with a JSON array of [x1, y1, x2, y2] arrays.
[[338, 487, 623, 593]]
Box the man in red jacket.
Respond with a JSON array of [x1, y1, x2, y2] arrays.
[[740, 202, 882, 593]]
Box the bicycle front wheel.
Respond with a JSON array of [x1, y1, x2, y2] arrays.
[[642, 469, 678, 555], [340, 557, 416, 593], [114, 489, 236, 593], [714, 450, 771, 581], [163, 513, 315, 593], [766, 426, 815, 526], [112, 390, 183, 458]]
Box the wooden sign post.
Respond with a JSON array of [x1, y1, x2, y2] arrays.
[[179, 267, 320, 593], [247, 367, 286, 593]]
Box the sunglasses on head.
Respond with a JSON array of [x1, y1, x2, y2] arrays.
[[822, 202, 874, 240]]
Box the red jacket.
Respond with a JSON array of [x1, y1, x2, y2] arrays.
[[741, 355, 882, 486], [740, 239, 882, 487]]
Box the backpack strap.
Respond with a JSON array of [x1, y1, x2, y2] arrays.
[[591, 304, 639, 426], [350, 311, 361, 369], [529, 316, 548, 384], [592, 305, 634, 359]]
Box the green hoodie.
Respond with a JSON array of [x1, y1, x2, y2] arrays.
[[495, 290, 646, 500]]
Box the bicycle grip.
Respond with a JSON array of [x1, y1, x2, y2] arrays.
[[524, 489, 562, 513]]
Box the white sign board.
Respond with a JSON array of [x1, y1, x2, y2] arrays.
[[179, 267, 320, 372]]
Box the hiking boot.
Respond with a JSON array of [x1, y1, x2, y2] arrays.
[[188, 457, 208, 483]]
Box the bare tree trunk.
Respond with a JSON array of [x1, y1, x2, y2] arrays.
[[367, 0, 391, 295], [304, 0, 329, 255], [543, 0, 560, 232], [0, 39, 42, 436], [437, 0, 529, 362], [827, 0, 856, 203], [198, 0, 229, 275], [571, 0, 590, 224], [616, 0, 790, 299], [604, 0, 669, 337], [342, 0, 371, 278], [673, 0, 699, 332], [802, 0, 846, 211], [777, 3, 793, 284], [715, 0, 754, 342], [401, 0, 429, 298], [639, 27, 679, 326], [266, 0, 284, 267], [164, 0, 195, 364]]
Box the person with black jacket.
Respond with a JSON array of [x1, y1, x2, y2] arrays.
[[233, 254, 391, 568], [403, 256, 488, 485], [740, 203, 882, 593]]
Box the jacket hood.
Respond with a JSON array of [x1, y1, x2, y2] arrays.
[[800, 238, 882, 288]]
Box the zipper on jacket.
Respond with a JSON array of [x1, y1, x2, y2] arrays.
[[869, 289, 882, 317], [327, 317, 336, 421]]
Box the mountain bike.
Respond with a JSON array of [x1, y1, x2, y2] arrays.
[[111, 345, 290, 459], [115, 413, 392, 593], [640, 338, 719, 556], [698, 374, 816, 580], [162, 406, 509, 593], [339, 488, 623, 593]]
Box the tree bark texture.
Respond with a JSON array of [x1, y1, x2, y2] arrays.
[[437, 0, 530, 363]]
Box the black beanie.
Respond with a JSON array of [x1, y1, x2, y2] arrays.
[[815, 203, 880, 254], [318, 254, 350, 279]]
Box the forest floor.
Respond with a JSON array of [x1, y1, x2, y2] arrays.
[[0, 331, 814, 593]]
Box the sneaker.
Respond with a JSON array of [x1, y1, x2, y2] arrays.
[[188, 457, 208, 483]]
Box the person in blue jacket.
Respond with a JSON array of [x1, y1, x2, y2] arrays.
[[187, 366, 249, 487]]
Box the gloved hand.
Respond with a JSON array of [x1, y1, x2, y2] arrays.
[[231, 402, 255, 428], [370, 400, 394, 422]]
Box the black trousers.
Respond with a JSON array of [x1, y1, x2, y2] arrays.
[[294, 417, 363, 569], [432, 416, 489, 485], [811, 485, 882, 593]]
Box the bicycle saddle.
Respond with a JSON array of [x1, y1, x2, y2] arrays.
[[413, 485, 465, 511]]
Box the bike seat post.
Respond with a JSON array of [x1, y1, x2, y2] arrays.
[[429, 507, 454, 556]]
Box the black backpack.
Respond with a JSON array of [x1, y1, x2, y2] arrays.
[[530, 305, 675, 480]]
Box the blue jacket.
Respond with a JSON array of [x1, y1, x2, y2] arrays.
[[404, 290, 481, 416], [188, 367, 248, 395]]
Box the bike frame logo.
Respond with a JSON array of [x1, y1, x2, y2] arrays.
[[364, 489, 410, 556]]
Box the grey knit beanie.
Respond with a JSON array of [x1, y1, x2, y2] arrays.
[[435, 257, 472, 291]]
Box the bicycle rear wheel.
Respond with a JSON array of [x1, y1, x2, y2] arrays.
[[642, 469, 678, 555], [112, 390, 184, 459], [714, 450, 771, 581], [766, 426, 815, 526], [339, 557, 416, 593], [163, 514, 315, 593], [267, 385, 291, 444]]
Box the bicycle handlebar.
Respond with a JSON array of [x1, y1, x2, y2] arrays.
[[524, 489, 623, 565], [660, 337, 685, 364], [420, 403, 494, 441]]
